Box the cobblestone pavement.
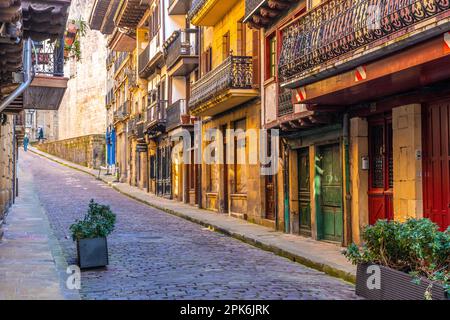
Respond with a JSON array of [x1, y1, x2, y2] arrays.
[[23, 151, 358, 300]]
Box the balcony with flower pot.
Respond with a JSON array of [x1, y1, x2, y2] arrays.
[[166, 99, 194, 132]]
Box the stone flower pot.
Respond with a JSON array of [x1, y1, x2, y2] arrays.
[[356, 263, 449, 300], [76, 237, 109, 269]]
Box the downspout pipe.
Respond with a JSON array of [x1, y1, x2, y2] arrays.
[[0, 38, 34, 113]]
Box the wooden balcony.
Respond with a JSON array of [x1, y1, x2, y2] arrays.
[[89, 0, 120, 35], [244, 0, 298, 28], [136, 120, 145, 141], [138, 39, 164, 79], [164, 29, 198, 76], [279, 0, 450, 88], [166, 99, 194, 131], [146, 100, 168, 134], [23, 38, 68, 111], [188, 0, 241, 26], [189, 55, 258, 117], [169, 0, 191, 15]]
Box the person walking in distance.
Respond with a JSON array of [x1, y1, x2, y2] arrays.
[[23, 134, 29, 152]]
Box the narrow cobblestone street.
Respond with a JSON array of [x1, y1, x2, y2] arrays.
[[20, 150, 358, 300]]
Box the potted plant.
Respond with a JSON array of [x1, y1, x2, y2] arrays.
[[70, 200, 116, 269], [344, 219, 449, 300]]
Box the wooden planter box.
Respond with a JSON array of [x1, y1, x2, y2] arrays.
[[76, 237, 109, 269], [356, 263, 449, 300]]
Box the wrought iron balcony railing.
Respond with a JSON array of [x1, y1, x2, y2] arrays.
[[125, 68, 138, 89], [107, 50, 115, 69], [189, 55, 254, 109], [138, 38, 164, 78], [166, 99, 190, 131], [279, 0, 450, 83], [105, 88, 115, 107], [114, 100, 130, 121], [136, 121, 145, 140], [138, 43, 150, 76], [164, 29, 198, 71], [244, 0, 265, 21], [114, 52, 128, 72], [128, 117, 137, 135], [32, 38, 64, 77], [146, 100, 168, 132], [188, 0, 206, 21], [278, 88, 294, 117]]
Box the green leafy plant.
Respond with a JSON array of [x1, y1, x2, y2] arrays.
[[344, 219, 450, 298], [70, 200, 116, 240], [64, 18, 88, 61], [344, 219, 450, 297]]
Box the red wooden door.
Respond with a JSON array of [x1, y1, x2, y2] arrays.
[[368, 115, 394, 225], [423, 101, 450, 231]]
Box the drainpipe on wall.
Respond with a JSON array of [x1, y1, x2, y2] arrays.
[[0, 39, 34, 113], [343, 113, 352, 246]]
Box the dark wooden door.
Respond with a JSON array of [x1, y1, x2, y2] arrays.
[[265, 174, 275, 220], [368, 116, 394, 225], [222, 126, 228, 212], [423, 101, 450, 231], [318, 144, 343, 242], [298, 148, 311, 236]]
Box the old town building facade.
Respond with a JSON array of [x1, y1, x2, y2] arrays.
[[0, 0, 71, 237], [88, 0, 450, 246]]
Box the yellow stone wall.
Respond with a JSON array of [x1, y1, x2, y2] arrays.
[[392, 104, 423, 221], [0, 116, 15, 226], [203, 0, 253, 69], [200, 101, 262, 221], [349, 117, 369, 244], [58, 0, 108, 140]]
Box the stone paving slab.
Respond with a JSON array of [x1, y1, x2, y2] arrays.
[[0, 159, 80, 300], [29, 146, 356, 284]]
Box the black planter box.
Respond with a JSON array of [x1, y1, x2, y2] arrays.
[[76, 237, 109, 269], [356, 263, 449, 300]]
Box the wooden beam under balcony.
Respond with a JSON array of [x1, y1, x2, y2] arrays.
[[23, 75, 69, 110], [191, 88, 259, 117], [115, 0, 148, 30], [243, 0, 300, 28], [108, 29, 136, 52]]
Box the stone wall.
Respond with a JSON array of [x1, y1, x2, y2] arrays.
[[0, 115, 15, 236], [57, 0, 108, 140], [392, 104, 423, 221], [37, 134, 106, 169]]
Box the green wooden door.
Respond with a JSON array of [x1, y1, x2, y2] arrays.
[[318, 144, 343, 242], [298, 148, 311, 236]]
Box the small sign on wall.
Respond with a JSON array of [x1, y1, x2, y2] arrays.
[[362, 156, 370, 170]]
